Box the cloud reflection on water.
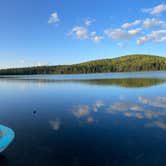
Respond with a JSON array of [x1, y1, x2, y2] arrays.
[[145, 121, 166, 130], [138, 96, 166, 108], [70, 95, 166, 130], [72, 105, 90, 118], [49, 119, 61, 131], [93, 101, 104, 112]]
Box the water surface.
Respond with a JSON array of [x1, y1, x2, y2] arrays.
[[0, 72, 166, 166]]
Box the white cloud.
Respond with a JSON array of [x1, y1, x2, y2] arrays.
[[69, 26, 88, 39], [117, 42, 125, 47], [122, 20, 141, 28], [155, 36, 166, 42], [128, 28, 142, 35], [143, 4, 166, 15], [143, 18, 166, 28], [90, 32, 103, 43], [91, 35, 103, 43], [68, 27, 103, 43], [48, 12, 60, 24], [137, 30, 166, 44], [85, 18, 95, 26], [105, 28, 142, 40]]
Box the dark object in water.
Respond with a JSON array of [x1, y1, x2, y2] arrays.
[[33, 110, 37, 114]]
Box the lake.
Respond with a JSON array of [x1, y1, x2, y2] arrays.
[[0, 71, 166, 166]]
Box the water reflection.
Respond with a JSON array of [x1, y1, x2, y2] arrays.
[[0, 77, 166, 88], [69, 95, 166, 130], [49, 119, 61, 131], [72, 105, 90, 118], [80, 78, 166, 88], [145, 121, 166, 130], [138, 96, 166, 108], [93, 101, 104, 112], [1, 73, 166, 165]]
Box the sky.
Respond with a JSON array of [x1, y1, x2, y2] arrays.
[[0, 0, 166, 68]]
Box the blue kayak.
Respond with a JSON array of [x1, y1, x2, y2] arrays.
[[0, 125, 15, 152]]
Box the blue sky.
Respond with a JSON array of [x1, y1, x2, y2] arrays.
[[0, 0, 166, 68]]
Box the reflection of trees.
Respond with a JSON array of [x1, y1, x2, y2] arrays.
[[0, 77, 166, 88], [81, 78, 166, 88]]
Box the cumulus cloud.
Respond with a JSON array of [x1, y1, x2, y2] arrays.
[[68, 27, 103, 43], [105, 28, 142, 40], [122, 20, 141, 28], [137, 30, 166, 44], [69, 26, 88, 39], [143, 4, 166, 15], [143, 18, 166, 28], [90, 32, 103, 43], [91, 35, 103, 43], [84, 18, 95, 26], [48, 12, 60, 24]]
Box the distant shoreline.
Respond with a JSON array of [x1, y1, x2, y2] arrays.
[[0, 54, 166, 75]]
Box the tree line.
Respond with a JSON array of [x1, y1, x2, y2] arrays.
[[0, 54, 166, 75]]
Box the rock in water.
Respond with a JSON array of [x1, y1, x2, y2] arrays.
[[0, 125, 15, 152]]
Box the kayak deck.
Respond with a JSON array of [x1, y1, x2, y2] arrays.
[[0, 125, 15, 152]]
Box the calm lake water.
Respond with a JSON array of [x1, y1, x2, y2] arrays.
[[0, 71, 166, 166]]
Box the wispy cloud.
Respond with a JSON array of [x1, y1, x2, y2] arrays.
[[48, 12, 60, 24], [143, 18, 166, 28], [84, 18, 95, 26], [91, 35, 103, 43], [121, 20, 141, 29], [143, 3, 166, 15], [137, 30, 166, 44], [117, 42, 125, 47], [104, 28, 142, 40]]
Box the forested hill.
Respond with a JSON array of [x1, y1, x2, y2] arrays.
[[0, 54, 166, 75]]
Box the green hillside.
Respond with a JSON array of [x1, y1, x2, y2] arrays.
[[0, 54, 166, 75]]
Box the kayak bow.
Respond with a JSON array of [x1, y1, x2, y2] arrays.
[[0, 125, 15, 152]]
